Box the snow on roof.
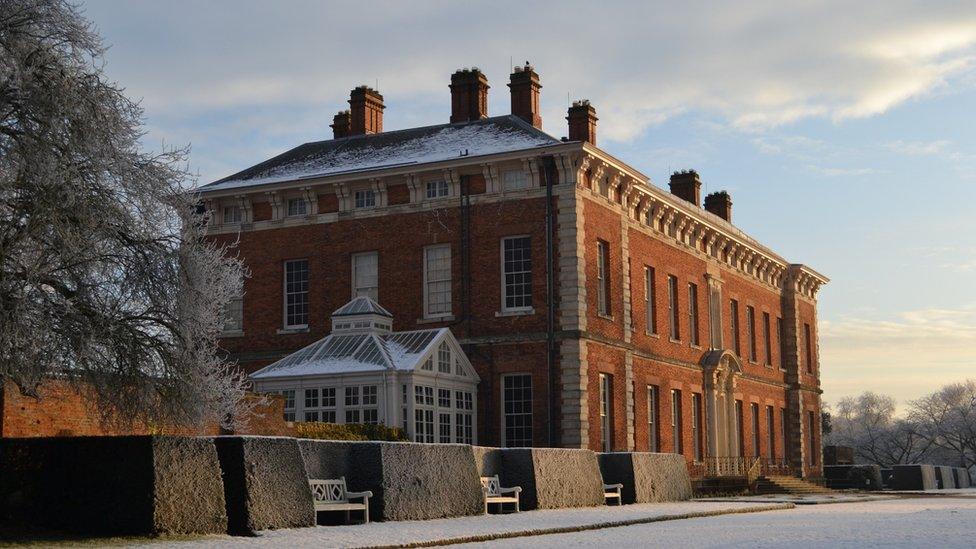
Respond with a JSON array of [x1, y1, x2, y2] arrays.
[[332, 296, 393, 318], [249, 328, 444, 379], [201, 115, 561, 192]]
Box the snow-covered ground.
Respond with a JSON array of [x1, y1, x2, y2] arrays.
[[464, 497, 976, 548], [696, 493, 897, 504], [134, 501, 787, 548]]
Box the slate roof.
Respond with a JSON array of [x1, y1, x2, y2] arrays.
[[201, 115, 562, 192]]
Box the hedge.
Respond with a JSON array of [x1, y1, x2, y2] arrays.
[[294, 422, 408, 441]]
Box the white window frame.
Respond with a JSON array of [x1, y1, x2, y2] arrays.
[[501, 236, 533, 312], [426, 180, 449, 199], [644, 266, 657, 335], [222, 294, 244, 333], [501, 373, 533, 447], [351, 251, 378, 300], [223, 204, 242, 224], [354, 189, 376, 209], [423, 244, 452, 319], [597, 240, 610, 316], [286, 197, 307, 217], [647, 385, 659, 452], [600, 373, 613, 452], [283, 259, 309, 329]]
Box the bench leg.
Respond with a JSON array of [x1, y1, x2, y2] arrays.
[[364, 498, 370, 524], [345, 510, 350, 524]]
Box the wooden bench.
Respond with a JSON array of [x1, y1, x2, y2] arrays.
[[481, 475, 522, 514], [309, 477, 373, 524], [604, 482, 623, 505]]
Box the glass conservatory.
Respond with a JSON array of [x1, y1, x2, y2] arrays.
[[250, 296, 480, 444]]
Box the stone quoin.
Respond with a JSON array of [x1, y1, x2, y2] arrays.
[[198, 64, 828, 478]]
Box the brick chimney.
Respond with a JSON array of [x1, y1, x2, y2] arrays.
[[669, 170, 701, 206], [450, 68, 489, 123], [348, 85, 384, 135], [567, 100, 597, 144], [508, 62, 542, 129], [704, 191, 733, 222], [330, 110, 351, 139]]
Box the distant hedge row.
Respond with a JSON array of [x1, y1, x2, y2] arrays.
[[294, 422, 408, 441]]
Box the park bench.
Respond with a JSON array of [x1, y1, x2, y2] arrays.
[[481, 475, 522, 514], [604, 482, 623, 505], [309, 477, 373, 524]]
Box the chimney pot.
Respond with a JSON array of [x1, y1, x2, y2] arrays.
[[450, 68, 490, 123], [508, 62, 542, 129], [567, 99, 598, 144], [669, 170, 702, 206], [348, 86, 385, 135], [704, 190, 733, 222]]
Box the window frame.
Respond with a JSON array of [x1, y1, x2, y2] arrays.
[[597, 240, 611, 317], [422, 244, 452, 319], [286, 197, 307, 217], [746, 305, 757, 363], [751, 402, 761, 456], [351, 251, 379, 300], [599, 373, 613, 452], [730, 299, 740, 356], [500, 236, 533, 312], [222, 204, 242, 224], [671, 389, 683, 455], [763, 312, 772, 367], [502, 169, 530, 191], [501, 373, 533, 447], [354, 188, 376, 209], [688, 282, 700, 347], [425, 180, 450, 199], [644, 266, 658, 335], [692, 393, 703, 461], [647, 385, 659, 452], [668, 275, 680, 341], [282, 259, 309, 329]]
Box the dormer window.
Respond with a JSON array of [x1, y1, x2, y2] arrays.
[[426, 180, 449, 199], [355, 189, 376, 209], [503, 170, 529, 191], [286, 198, 307, 217], [223, 205, 242, 224]]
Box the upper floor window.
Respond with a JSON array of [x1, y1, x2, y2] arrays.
[[426, 180, 449, 199], [763, 312, 772, 366], [804, 323, 814, 373], [286, 198, 307, 217], [352, 252, 378, 300], [644, 266, 657, 335], [746, 305, 757, 362], [502, 170, 530, 191], [437, 342, 452, 373], [668, 275, 680, 340], [423, 244, 452, 318], [502, 236, 532, 311], [222, 294, 243, 332], [283, 259, 309, 328], [597, 240, 611, 316], [223, 205, 242, 224], [354, 189, 376, 209], [688, 283, 700, 347], [730, 299, 741, 356], [777, 317, 786, 370]]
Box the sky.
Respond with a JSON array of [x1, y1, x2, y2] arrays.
[[79, 0, 976, 412]]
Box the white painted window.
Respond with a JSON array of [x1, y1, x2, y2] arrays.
[[423, 244, 452, 318], [597, 240, 610, 316], [354, 189, 376, 209], [752, 402, 761, 456], [668, 275, 680, 340], [644, 266, 657, 335], [671, 389, 683, 454], [688, 283, 700, 346], [352, 252, 378, 300], [437, 342, 452, 373], [222, 295, 243, 332], [502, 374, 533, 447], [600, 373, 613, 452], [303, 388, 320, 422], [455, 390, 474, 444], [280, 389, 296, 422], [414, 385, 435, 443], [426, 180, 449, 199], [502, 170, 529, 191], [223, 205, 242, 223], [647, 385, 659, 452], [283, 259, 309, 328], [692, 393, 703, 461], [286, 197, 307, 217], [501, 236, 532, 311]]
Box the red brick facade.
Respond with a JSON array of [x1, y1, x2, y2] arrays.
[[200, 68, 827, 477]]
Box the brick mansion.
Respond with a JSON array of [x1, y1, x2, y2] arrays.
[[199, 64, 828, 478]]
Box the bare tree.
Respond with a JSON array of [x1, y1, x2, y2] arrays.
[[910, 380, 976, 470], [829, 392, 933, 466], [0, 0, 248, 429]]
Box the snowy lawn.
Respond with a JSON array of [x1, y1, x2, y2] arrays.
[[695, 493, 897, 505], [466, 497, 976, 548], [129, 501, 789, 548]]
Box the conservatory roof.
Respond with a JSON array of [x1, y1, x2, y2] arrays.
[[249, 328, 443, 379], [332, 296, 393, 318]]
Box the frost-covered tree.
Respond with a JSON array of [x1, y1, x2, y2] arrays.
[[0, 0, 248, 428], [829, 392, 933, 466], [910, 380, 976, 470]]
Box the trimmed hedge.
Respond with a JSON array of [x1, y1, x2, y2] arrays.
[[294, 422, 407, 442]]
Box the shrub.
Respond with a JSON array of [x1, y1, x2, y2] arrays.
[[294, 422, 408, 442]]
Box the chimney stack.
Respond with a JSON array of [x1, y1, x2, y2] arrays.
[[704, 191, 733, 222], [567, 100, 597, 144], [508, 62, 542, 129], [330, 110, 351, 139], [450, 68, 489, 123], [348, 85, 384, 135], [669, 170, 701, 206]]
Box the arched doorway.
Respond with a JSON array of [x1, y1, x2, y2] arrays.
[[700, 350, 743, 458]]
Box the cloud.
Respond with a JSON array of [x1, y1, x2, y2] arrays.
[[804, 165, 880, 177], [82, 0, 976, 153], [820, 305, 976, 405], [885, 139, 953, 156]]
